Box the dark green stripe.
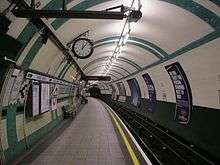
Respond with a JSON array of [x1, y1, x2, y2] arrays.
[[15, 23, 38, 60], [61, 63, 72, 79], [84, 64, 131, 75], [58, 62, 68, 78], [44, 0, 63, 10], [103, 95, 220, 159], [109, 30, 220, 83], [51, 0, 220, 31], [21, 37, 43, 70], [4, 114, 63, 163], [94, 40, 163, 60], [51, 0, 110, 30], [95, 36, 168, 58], [130, 36, 169, 57], [17, 0, 220, 78], [169, 29, 220, 58], [107, 73, 119, 80], [108, 69, 124, 77], [82, 56, 141, 71], [209, 0, 220, 6], [6, 105, 18, 148], [15, 0, 68, 61], [163, 0, 220, 30], [86, 66, 124, 77]]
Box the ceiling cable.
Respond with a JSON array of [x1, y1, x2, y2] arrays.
[[102, 0, 142, 77]]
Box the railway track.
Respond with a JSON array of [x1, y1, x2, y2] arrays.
[[102, 99, 219, 165]]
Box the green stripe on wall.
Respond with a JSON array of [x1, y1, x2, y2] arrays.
[[94, 39, 164, 60], [21, 37, 43, 70], [58, 62, 69, 78], [109, 29, 220, 83], [95, 36, 169, 58], [4, 114, 63, 163], [6, 105, 19, 160], [82, 56, 142, 71], [15, 23, 38, 60], [51, 0, 110, 30], [16, 0, 220, 80], [101, 94, 220, 159], [61, 63, 72, 79], [209, 0, 220, 6], [169, 29, 220, 59], [7, 105, 18, 146], [84, 64, 131, 75], [51, 0, 220, 31], [163, 0, 220, 30]]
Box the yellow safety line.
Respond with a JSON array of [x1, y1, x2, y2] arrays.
[[107, 107, 140, 165]]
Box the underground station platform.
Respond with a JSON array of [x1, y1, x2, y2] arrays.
[[13, 98, 150, 165], [1, 0, 220, 164]]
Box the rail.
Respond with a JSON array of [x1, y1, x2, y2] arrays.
[[101, 98, 219, 165]]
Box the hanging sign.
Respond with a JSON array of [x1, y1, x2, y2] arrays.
[[165, 62, 192, 124], [142, 73, 156, 112]]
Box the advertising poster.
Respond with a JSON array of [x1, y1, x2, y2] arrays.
[[51, 84, 58, 111], [9, 69, 24, 104], [32, 81, 40, 116], [116, 82, 126, 102], [40, 83, 50, 113], [165, 62, 192, 124], [51, 98, 57, 111], [127, 78, 141, 107], [109, 84, 117, 100], [142, 73, 156, 112]]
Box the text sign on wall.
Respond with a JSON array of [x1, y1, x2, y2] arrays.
[[165, 62, 192, 124], [142, 73, 156, 112]]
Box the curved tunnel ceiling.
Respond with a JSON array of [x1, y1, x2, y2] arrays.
[[50, 0, 219, 81], [5, 0, 220, 83], [1, 0, 220, 161]]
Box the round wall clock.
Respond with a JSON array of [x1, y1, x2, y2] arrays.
[[71, 38, 94, 59]]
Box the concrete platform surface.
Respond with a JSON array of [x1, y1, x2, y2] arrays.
[[18, 97, 130, 165]]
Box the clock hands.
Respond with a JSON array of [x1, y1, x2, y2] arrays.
[[81, 41, 88, 50]]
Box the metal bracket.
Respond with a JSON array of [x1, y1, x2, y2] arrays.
[[11, 9, 126, 19], [66, 30, 90, 47]]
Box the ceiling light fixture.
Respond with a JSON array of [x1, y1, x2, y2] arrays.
[[102, 0, 142, 77]]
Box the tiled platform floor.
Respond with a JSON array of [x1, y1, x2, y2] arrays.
[[19, 97, 130, 165]]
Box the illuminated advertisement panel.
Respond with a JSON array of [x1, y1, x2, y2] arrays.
[[127, 78, 141, 107], [40, 83, 51, 113], [116, 82, 126, 102], [165, 62, 192, 124], [32, 81, 40, 116], [142, 73, 156, 112]]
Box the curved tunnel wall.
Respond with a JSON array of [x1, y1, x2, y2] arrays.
[[0, 0, 220, 163], [101, 37, 220, 158]]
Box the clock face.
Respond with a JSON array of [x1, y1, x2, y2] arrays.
[[72, 38, 94, 59]]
